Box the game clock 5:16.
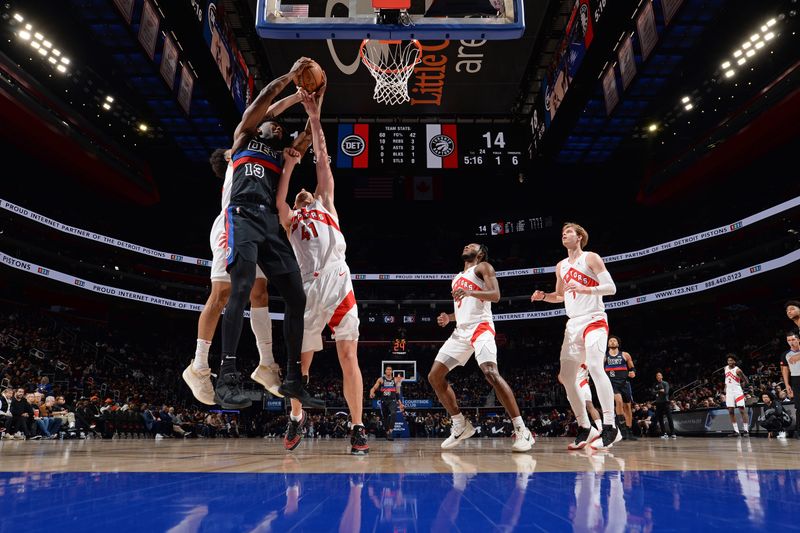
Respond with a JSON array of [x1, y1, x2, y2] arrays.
[[461, 128, 523, 167]]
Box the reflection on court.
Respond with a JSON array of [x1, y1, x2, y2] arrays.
[[0, 438, 797, 531]]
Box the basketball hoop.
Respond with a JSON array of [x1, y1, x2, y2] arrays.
[[359, 39, 422, 106]]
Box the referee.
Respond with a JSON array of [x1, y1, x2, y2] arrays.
[[780, 331, 800, 439], [370, 366, 403, 441]]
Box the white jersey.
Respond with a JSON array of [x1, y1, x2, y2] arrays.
[[288, 200, 346, 277], [725, 366, 743, 392], [209, 164, 234, 250], [452, 265, 493, 327], [560, 252, 605, 319]]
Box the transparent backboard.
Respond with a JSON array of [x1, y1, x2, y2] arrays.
[[255, 0, 525, 40]]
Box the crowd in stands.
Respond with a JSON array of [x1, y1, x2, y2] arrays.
[[1, 298, 797, 441]]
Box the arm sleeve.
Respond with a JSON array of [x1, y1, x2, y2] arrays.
[[397, 382, 404, 402], [591, 270, 616, 296], [664, 382, 670, 399]]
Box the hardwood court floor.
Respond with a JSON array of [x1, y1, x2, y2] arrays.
[[0, 436, 796, 474], [1, 437, 798, 531]]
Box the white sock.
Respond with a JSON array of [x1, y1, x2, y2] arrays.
[[290, 412, 303, 422], [249, 307, 275, 366], [193, 339, 211, 370], [512, 416, 524, 431], [594, 419, 603, 432], [732, 421, 740, 433], [451, 413, 465, 429]]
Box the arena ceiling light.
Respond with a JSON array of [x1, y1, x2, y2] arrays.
[[138, 123, 149, 132], [717, 16, 781, 81], [105, 95, 114, 103], [647, 123, 658, 132], [10, 13, 71, 74]]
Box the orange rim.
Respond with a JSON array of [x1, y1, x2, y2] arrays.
[[359, 39, 422, 75]]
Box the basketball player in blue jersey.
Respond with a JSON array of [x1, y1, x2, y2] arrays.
[[216, 57, 323, 409], [183, 90, 308, 408], [604, 335, 637, 440]]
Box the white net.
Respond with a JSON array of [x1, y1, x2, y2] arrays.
[[359, 39, 421, 106]]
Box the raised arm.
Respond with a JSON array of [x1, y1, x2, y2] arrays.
[[299, 82, 335, 216], [531, 261, 565, 303], [231, 58, 311, 153], [453, 262, 500, 303], [276, 147, 301, 231]]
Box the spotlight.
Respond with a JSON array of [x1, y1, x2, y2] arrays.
[[737, 57, 747, 65], [742, 42, 752, 49], [60, 57, 70, 65], [18, 30, 30, 40], [13, 13, 23, 22], [733, 50, 742, 57], [647, 123, 658, 132], [725, 70, 735, 78], [42, 40, 51, 48], [685, 103, 693, 111], [138, 123, 148, 132], [25, 24, 32, 30], [37, 47, 47, 56], [761, 25, 768, 32], [56, 64, 66, 73], [764, 32, 775, 40], [746, 49, 755, 57], [52, 49, 60, 56], [755, 41, 764, 49], [34, 32, 43, 40], [721, 61, 731, 69], [767, 18, 776, 27], [30, 40, 40, 49], [681, 96, 690, 104], [102, 103, 111, 110], [47, 56, 57, 64]]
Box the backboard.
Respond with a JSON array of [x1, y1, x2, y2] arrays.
[[255, 0, 525, 40]]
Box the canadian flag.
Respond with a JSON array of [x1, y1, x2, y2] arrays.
[[405, 176, 442, 201], [426, 124, 459, 169]]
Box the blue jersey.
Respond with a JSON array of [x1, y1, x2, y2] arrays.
[[605, 351, 628, 382], [230, 138, 283, 207]]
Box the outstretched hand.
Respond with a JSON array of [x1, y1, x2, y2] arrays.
[[283, 146, 301, 165], [288, 57, 313, 83]]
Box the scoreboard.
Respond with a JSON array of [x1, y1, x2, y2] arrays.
[[326, 123, 527, 171]]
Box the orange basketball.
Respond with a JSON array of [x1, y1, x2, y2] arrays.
[[296, 61, 325, 93]]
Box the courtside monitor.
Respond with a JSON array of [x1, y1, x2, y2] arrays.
[[255, 0, 525, 40]]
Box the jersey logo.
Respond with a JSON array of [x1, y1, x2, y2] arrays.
[[562, 267, 599, 288], [452, 276, 480, 308]]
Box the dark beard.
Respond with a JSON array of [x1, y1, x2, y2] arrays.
[[461, 251, 477, 262]]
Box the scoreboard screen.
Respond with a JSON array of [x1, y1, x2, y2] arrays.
[[329, 123, 527, 171]]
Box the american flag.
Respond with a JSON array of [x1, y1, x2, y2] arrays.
[[353, 175, 394, 199], [279, 3, 309, 17]]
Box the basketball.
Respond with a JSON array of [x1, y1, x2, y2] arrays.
[[296, 61, 325, 93]]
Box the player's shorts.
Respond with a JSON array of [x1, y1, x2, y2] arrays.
[[577, 363, 592, 402], [301, 262, 359, 353], [225, 203, 299, 277], [210, 213, 266, 282], [625, 381, 634, 403], [611, 380, 632, 403], [726, 388, 745, 408], [560, 312, 609, 363], [435, 321, 497, 371]]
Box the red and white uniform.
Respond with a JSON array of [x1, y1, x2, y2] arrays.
[[434, 265, 497, 370], [559, 253, 609, 362], [725, 365, 746, 407], [210, 164, 266, 281], [577, 363, 592, 402], [288, 199, 358, 352]]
